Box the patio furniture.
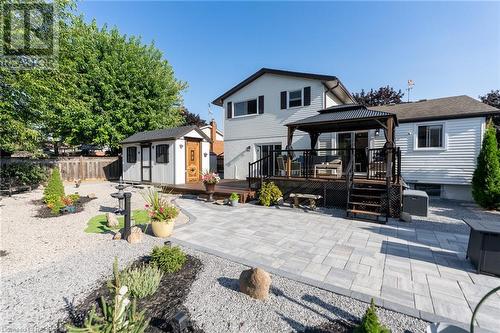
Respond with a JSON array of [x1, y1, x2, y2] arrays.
[[402, 190, 429, 217], [289, 193, 322, 210], [462, 218, 500, 277], [276, 156, 286, 176], [290, 161, 301, 177], [313, 160, 342, 179]]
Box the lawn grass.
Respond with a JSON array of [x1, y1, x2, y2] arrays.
[[85, 210, 150, 234]]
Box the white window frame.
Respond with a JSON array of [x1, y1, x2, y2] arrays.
[[413, 121, 447, 151], [232, 98, 259, 118], [287, 89, 303, 109]]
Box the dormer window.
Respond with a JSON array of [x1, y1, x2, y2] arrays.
[[288, 90, 302, 108]]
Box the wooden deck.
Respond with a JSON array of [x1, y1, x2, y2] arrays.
[[162, 179, 256, 203]]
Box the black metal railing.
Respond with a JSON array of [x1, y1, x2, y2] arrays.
[[248, 147, 401, 185]]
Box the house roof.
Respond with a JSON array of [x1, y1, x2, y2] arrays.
[[286, 104, 397, 133], [199, 124, 224, 137], [370, 95, 499, 122], [211, 68, 354, 106], [121, 125, 211, 144]]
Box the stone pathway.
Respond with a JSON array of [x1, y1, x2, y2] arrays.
[[172, 198, 500, 332]]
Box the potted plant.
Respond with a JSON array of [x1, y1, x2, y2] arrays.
[[201, 170, 220, 202], [229, 192, 239, 206], [143, 188, 179, 238]]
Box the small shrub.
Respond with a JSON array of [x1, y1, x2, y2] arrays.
[[354, 298, 390, 333], [120, 264, 163, 299], [43, 168, 65, 203], [258, 181, 282, 207], [229, 192, 239, 201], [472, 121, 500, 209], [142, 188, 179, 221], [66, 258, 149, 332], [150, 246, 187, 273], [0, 162, 48, 187]]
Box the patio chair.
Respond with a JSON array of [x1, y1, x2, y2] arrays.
[[276, 156, 286, 176], [291, 161, 301, 177]]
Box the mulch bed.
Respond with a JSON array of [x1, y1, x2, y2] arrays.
[[59, 254, 204, 333], [34, 196, 96, 218], [301, 320, 355, 333]]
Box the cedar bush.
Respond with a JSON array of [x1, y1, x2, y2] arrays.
[[0, 163, 48, 187], [354, 299, 390, 333], [150, 246, 187, 273], [43, 168, 66, 214], [472, 122, 500, 209], [120, 264, 163, 299], [258, 181, 283, 207]]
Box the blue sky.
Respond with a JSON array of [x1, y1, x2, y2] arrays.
[[78, 1, 500, 129]]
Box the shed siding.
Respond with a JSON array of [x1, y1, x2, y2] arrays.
[[373, 117, 485, 185], [150, 140, 176, 184]]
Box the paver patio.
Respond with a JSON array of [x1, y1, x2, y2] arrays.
[[172, 197, 500, 332]]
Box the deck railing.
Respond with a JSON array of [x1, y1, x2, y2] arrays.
[[248, 147, 401, 187]]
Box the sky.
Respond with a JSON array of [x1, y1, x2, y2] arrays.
[[78, 1, 500, 129]]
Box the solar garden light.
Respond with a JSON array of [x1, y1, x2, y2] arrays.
[[171, 311, 188, 332]]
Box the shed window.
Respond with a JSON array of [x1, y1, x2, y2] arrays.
[[288, 90, 302, 108], [417, 125, 443, 148], [156, 144, 169, 163], [234, 99, 257, 117], [126, 147, 137, 163]]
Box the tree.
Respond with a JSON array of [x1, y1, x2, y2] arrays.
[[472, 121, 500, 209], [354, 86, 404, 106], [479, 90, 500, 109], [354, 299, 390, 333], [182, 108, 207, 127]]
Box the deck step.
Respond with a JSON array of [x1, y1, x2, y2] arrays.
[[347, 209, 382, 216], [351, 187, 385, 192], [348, 201, 382, 207], [350, 194, 382, 199]]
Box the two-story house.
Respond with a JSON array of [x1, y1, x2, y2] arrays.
[[212, 68, 499, 202]]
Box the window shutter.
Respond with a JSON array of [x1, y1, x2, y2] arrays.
[[304, 86, 311, 106], [258, 95, 264, 114], [227, 102, 232, 119], [280, 91, 287, 109]]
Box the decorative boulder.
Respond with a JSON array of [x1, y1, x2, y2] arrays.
[[127, 226, 143, 244], [400, 211, 412, 223], [106, 212, 119, 228], [239, 267, 271, 300], [112, 232, 122, 240]]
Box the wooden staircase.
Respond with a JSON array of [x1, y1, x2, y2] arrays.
[[347, 182, 388, 223]]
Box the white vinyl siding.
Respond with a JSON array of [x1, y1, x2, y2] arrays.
[[373, 117, 486, 185]]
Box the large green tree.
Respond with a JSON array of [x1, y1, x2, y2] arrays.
[[0, 1, 186, 154], [353, 86, 405, 107], [472, 122, 500, 209]]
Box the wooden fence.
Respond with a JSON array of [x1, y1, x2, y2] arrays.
[[1, 156, 122, 181]]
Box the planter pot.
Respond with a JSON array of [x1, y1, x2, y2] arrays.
[[61, 205, 76, 214], [151, 220, 174, 238], [204, 183, 216, 202], [231, 200, 239, 207]]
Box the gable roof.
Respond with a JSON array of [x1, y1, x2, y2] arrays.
[[370, 95, 499, 122], [121, 125, 211, 144], [212, 68, 353, 106], [199, 124, 224, 137]]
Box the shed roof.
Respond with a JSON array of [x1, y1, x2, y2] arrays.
[[286, 104, 397, 133], [370, 95, 499, 122], [121, 125, 211, 144]]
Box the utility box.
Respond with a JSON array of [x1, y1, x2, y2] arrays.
[[403, 190, 429, 217]]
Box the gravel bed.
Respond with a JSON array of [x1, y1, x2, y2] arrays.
[[182, 248, 428, 333]]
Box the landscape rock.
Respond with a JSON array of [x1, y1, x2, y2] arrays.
[[126, 226, 143, 244], [88, 193, 97, 199], [400, 211, 412, 223], [239, 267, 271, 300], [106, 212, 119, 227], [112, 232, 122, 240]]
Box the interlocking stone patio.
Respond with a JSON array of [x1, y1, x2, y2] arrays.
[[172, 198, 500, 331]]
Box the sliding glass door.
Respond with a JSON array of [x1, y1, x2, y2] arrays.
[[337, 132, 369, 173]]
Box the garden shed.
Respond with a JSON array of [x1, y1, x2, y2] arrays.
[[121, 125, 211, 185]]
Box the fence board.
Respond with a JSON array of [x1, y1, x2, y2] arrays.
[[1, 156, 122, 181]]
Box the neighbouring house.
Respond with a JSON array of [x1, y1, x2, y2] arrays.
[[212, 68, 499, 206], [199, 120, 225, 176], [121, 125, 211, 185]]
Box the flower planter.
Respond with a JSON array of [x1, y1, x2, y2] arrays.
[[61, 205, 76, 214], [231, 200, 239, 207], [151, 220, 174, 238], [204, 183, 216, 202]]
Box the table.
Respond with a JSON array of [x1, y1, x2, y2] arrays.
[[313, 162, 342, 179], [463, 218, 500, 277]]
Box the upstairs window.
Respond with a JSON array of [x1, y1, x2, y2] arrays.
[[234, 99, 257, 117], [126, 147, 137, 163], [288, 90, 302, 108], [417, 124, 444, 149], [156, 144, 169, 163]]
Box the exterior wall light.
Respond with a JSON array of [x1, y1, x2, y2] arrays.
[[179, 144, 184, 149], [203, 152, 208, 157], [245, 145, 251, 152]]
